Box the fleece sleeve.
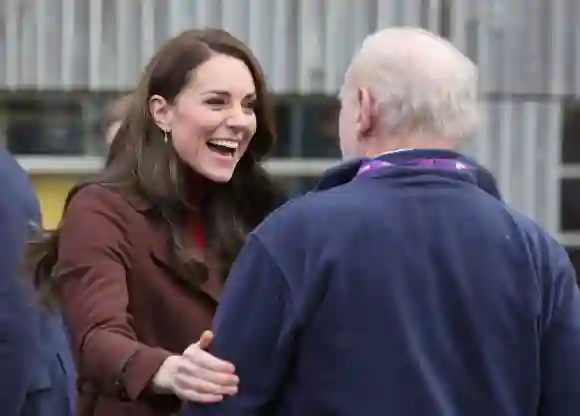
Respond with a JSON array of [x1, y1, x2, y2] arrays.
[[183, 234, 298, 416], [538, 243, 580, 415], [0, 196, 35, 415]]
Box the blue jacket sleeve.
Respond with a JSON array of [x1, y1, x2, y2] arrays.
[[183, 235, 297, 416], [539, 245, 580, 415], [0, 197, 35, 414]]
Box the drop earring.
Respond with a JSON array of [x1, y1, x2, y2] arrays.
[[163, 129, 168, 144]]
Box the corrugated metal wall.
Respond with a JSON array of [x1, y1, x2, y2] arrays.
[[449, 0, 579, 234], [3, 0, 577, 95], [0, 0, 444, 92], [1, 0, 579, 234]]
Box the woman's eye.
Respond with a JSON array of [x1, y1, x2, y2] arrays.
[[244, 101, 257, 111], [206, 98, 226, 106]]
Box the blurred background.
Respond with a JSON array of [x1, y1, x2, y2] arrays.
[[1, 0, 580, 274]]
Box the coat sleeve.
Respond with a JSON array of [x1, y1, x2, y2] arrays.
[[0, 193, 35, 415], [539, 242, 580, 415], [183, 234, 298, 416], [56, 185, 173, 404]]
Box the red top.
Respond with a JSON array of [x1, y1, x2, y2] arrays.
[[186, 211, 205, 249], [186, 175, 207, 249]]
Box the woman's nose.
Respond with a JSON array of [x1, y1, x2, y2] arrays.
[[226, 106, 253, 129]]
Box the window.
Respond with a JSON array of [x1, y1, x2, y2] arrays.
[[561, 99, 580, 164], [0, 91, 128, 156], [560, 179, 580, 232], [1, 92, 340, 203], [276, 176, 320, 197], [3, 93, 84, 155], [272, 99, 292, 158], [300, 98, 341, 158], [0, 92, 342, 159], [565, 247, 580, 285], [273, 96, 341, 159], [560, 98, 580, 279]]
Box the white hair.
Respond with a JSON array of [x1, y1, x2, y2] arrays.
[[345, 27, 479, 142]]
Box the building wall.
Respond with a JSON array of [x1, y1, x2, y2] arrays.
[[1, 0, 578, 95], [0, 0, 580, 243]]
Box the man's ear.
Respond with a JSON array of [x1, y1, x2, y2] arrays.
[[148, 94, 173, 132], [355, 88, 377, 140]]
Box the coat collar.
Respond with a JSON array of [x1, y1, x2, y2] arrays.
[[313, 149, 502, 200], [145, 219, 222, 302]]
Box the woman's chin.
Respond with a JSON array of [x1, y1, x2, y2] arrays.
[[195, 167, 235, 184]]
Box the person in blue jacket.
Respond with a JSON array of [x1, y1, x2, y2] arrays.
[[0, 146, 75, 416], [185, 27, 580, 415]]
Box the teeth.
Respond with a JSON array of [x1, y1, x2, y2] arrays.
[[208, 139, 239, 149]]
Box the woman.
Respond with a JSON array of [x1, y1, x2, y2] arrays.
[[25, 28, 284, 416]]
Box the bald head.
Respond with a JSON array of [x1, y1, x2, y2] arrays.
[[341, 27, 478, 149]]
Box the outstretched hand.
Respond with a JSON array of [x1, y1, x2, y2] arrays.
[[151, 330, 239, 403]]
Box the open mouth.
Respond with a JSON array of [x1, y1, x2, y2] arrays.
[[207, 139, 239, 158]]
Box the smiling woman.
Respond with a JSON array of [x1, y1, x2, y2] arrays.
[[24, 28, 285, 416], [148, 53, 259, 183]]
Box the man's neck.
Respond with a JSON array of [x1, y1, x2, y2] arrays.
[[374, 148, 413, 157]]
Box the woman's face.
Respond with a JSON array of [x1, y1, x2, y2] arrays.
[[150, 54, 257, 183]]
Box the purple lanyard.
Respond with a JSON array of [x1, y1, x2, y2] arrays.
[[357, 158, 472, 176]]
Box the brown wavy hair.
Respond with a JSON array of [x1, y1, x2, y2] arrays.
[[25, 28, 284, 307]]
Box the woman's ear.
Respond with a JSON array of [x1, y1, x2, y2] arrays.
[[149, 94, 173, 132]]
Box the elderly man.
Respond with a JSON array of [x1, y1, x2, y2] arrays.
[[185, 28, 580, 415]]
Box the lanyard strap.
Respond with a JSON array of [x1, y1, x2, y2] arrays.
[[357, 158, 473, 176]]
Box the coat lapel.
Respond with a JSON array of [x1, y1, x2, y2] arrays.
[[125, 193, 222, 302], [144, 220, 222, 302], [313, 150, 502, 201]]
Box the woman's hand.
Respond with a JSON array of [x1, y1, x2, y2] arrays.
[[151, 331, 239, 403]]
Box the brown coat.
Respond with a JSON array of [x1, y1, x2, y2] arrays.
[[55, 184, 224, 416]]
